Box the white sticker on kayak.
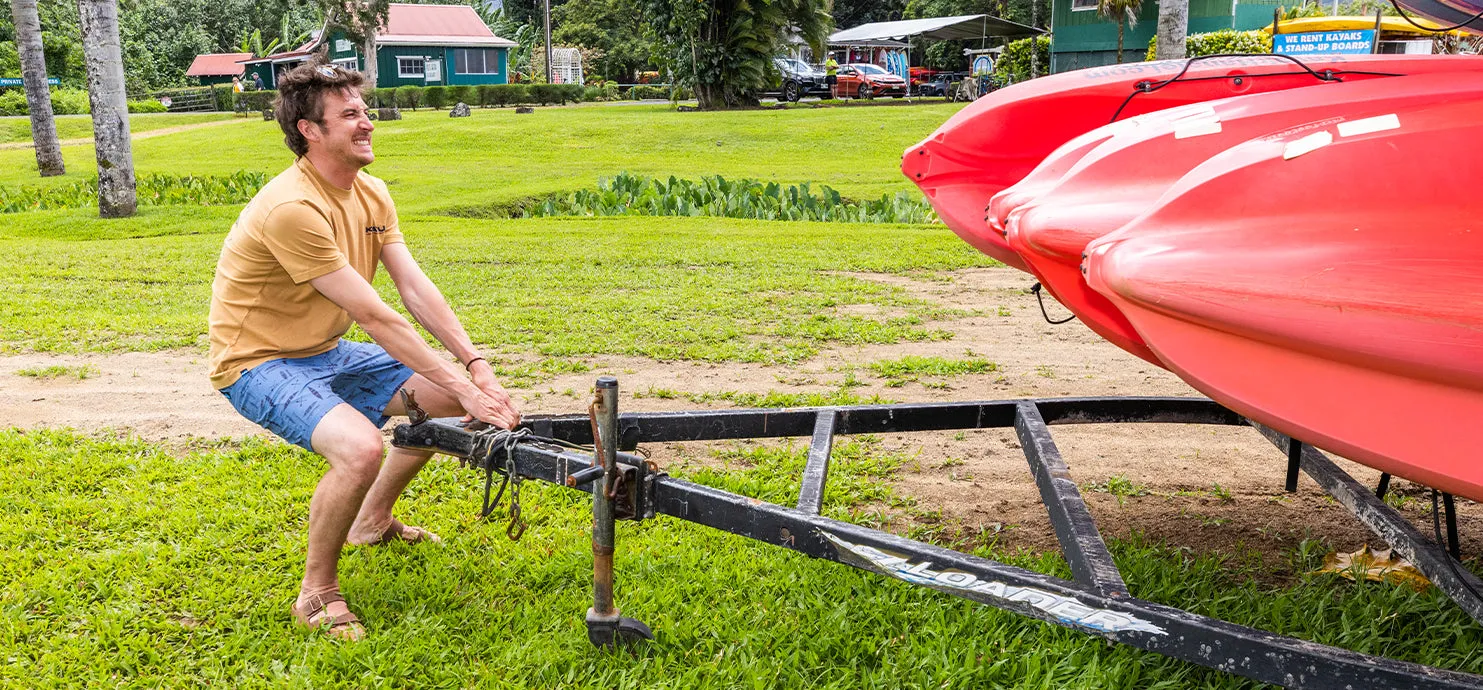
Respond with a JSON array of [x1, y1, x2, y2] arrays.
[[1174, 118, 1223, 139], [1283, 131, 1333, 160], [1337, 113, 1400, 138]]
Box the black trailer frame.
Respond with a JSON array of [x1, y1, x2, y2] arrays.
[[392, 377, 1483, 688]]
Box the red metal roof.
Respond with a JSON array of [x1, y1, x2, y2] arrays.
[[383, 3, 497, 38], [185, 52, 253, 77]]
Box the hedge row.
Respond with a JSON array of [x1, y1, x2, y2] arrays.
[[1146, 29, 1272, 61], [0, 88, 166, 116]]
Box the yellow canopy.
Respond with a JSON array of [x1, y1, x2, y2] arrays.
[[1266, 15, 1461, 36]]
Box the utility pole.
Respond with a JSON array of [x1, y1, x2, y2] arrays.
[[543, 0, 553, 83]]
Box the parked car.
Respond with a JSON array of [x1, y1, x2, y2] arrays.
[[836, 63, 908, 99], [915, 71, 961, 97], [769, 57, 830, 102]]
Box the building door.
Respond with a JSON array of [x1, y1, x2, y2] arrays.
[[424, 59, 442, 84]]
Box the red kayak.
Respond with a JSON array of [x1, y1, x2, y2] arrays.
[[1003, 71, 1483, 366], [904, 53, 1483, 271], [1083, 97, 1483, 501]]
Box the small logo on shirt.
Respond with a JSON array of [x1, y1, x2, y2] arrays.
[[365, 225, 388, 234]]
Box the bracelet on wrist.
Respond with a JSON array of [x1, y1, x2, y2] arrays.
[[464, 357, 485, 371]]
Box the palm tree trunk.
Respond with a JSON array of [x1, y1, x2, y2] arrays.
[[1116, 20, 1125, 63], [76, 0, 136, 218], [10, 0, 64, 176], [1155, 0, 1190, 60], [362, 33, 378, 88]]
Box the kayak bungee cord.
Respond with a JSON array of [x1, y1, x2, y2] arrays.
[[1107, 53, 1408, 123], [1030, 282, 1077, 324], [1432, 489, 1483, 607], [1388, 0, 1483, 33]]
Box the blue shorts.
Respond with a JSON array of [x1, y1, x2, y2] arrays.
[[220, 339, 415, 452]]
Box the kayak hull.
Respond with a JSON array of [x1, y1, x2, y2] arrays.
[[1005, 71, 1483, 366], [1084, 98, 1483, 501]]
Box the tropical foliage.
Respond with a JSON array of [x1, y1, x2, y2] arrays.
[[644, 0, 832, 109], [1098, 0, 1144, 63], [995, 35, 1050, 82], [493, 172, 938, 224], [0, 171, 266, 214], [550, 0, 654, 82], [1145, 29, 1271, 60]]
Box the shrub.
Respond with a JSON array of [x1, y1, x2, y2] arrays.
[[0, 171, 268, 214], [210, 84, 234, 111], [629, 84, 669, 100], [583, 85, 604, 102], [476, 84, 497, 107], [423, 85, 449, 109], [557, 83, 585, 103], [372, 87, 397, 108], [127, 99, 167, 113], [1147, 29, 1271, 60], [526, 83, 558, 105], [0, 91, 26, 116], [396, 85, 423, 110], [239, 89, 276, 111], [502, 83, 528, 105], [995, 36, 1050, 83], [448, 84, 473, 106], [49, 88, 91, 115], [492, 172, 938, 224]]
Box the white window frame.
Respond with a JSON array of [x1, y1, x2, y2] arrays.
[[397, 57, 425, 78], [454, 48, 500, 75], [1072, 0, 1097, 10], [333, 56, 359, 71]]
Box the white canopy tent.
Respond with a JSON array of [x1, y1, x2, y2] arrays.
[[827, 14, 1042, 97], [827, 14, 1043, 45]]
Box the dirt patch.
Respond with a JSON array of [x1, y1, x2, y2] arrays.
[[2, 265, 1474, 572]]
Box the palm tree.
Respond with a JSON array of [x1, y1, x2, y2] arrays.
[[76, 0, 136, 218], [1098, 0, 1144, 64], [1155, 0, 1189, 60], [9, 0, 64, 176]]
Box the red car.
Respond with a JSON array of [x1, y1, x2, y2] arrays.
[[836, 63, 908, 99]]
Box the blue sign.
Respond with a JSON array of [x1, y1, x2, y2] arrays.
[[1273, 30, 1376, 55], [0, 77, 60, 87]]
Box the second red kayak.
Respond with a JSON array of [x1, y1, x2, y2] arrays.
[[1083, 96, 1483, 501], [1003, 71, 1483, 365], [904, 53, 1483, 270]]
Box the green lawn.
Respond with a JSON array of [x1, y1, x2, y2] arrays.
[[7, 430, 1483, 688], [4, 103, 1482, 687], [0, 105, 952, 211], [0, 112, 237, 145]]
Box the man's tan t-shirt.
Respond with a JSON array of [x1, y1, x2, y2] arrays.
[[208, 157, 403, 389]]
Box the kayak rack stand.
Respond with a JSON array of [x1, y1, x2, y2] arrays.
[[392, 376, 1483, 689]]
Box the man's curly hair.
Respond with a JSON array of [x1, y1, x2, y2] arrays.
[[273, 60, 367, 157]]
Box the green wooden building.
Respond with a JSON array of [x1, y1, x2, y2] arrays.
[[1050, 0, 1287, 72], [239, 3, 516, 89]]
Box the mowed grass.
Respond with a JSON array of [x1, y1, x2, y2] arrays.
[[0, 112, 237, 145], [0, 209, 987, 358], [7, 429, 1483, 688], [0, 104, 960, 211]]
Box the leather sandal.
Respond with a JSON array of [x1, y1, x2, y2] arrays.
[[292, 591, 364, 641], [353, 519, 441, 546]]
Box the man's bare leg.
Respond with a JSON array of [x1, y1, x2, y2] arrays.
[[348, 374, 463, 544], [296, 403, 388, 638]]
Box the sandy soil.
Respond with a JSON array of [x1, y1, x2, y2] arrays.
[[2, 265, 1473, 571]]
